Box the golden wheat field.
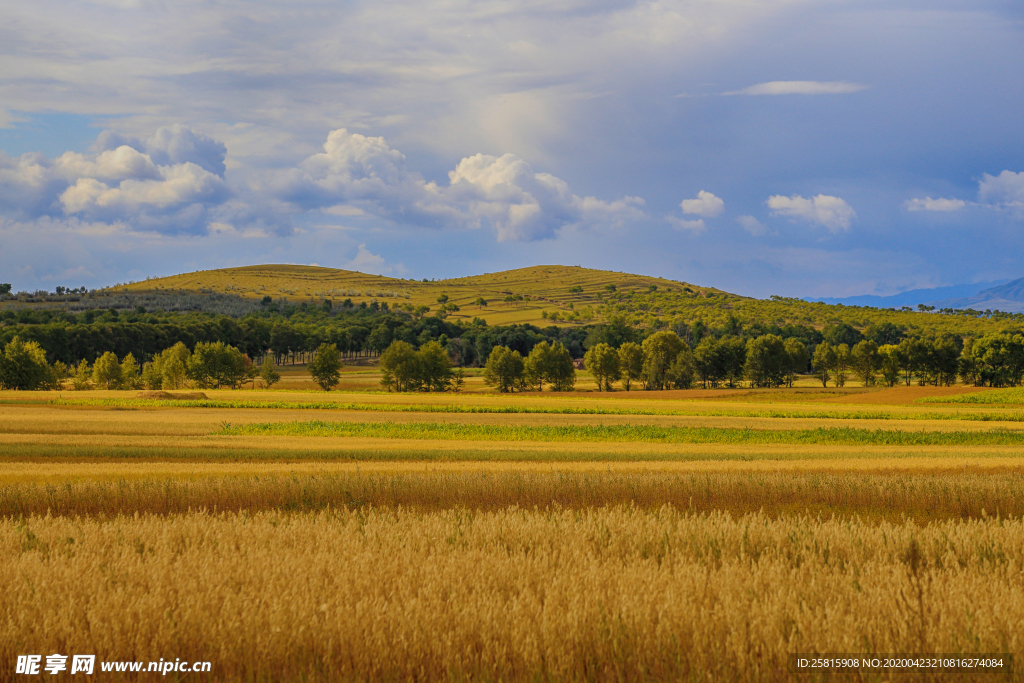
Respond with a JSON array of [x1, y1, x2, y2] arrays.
[[3, 383, 1024, 681]]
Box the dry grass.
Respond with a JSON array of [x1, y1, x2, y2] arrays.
[[3, 469, 1024, 522], [5, 380, 1024, 682], [3, 507, 1022, 682]]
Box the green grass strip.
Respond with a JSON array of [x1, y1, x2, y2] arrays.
[[48, 396, 1024, 423], [217, 419, 1024, 446], [919, 389, 1024, 405]]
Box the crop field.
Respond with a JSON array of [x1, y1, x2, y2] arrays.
[[4, 382, 1024, 681]]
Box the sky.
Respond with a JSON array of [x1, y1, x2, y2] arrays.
[[0, 0, 1022, 298]]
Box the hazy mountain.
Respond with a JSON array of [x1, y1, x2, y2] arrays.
[[927, 277, 1024, 313], [805, 281, 1007, 309]]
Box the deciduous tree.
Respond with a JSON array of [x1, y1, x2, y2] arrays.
[[584, 343, 620, 391], [617, 342, 643, 391], [308, 343, 342, 390], [482, 346, 525, 393]]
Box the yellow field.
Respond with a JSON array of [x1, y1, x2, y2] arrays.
[[3, 509, 1022, 682], [4, 383, 1024, 681]]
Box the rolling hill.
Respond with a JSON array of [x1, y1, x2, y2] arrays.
[[103, 263, 1022, 336], [113, 264, 727, 327]]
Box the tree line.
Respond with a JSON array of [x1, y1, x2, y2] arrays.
[[2, 301, 1023, 391]]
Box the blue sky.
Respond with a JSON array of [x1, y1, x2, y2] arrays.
[[1, 0, 1021, 297]]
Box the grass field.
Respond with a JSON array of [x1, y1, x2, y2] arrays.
[[4, 381, 1024, 681]]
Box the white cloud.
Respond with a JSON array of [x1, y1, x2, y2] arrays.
[[666, 216, 706, 233], [0, 126, 231, 234], [767, 194, 855, 232], [724, 81, 867, 96], [280, 128, 646, 242], [979, 170, 1024, 209], [679, 190, 724, 217], [343, 243, 407, 276], [905, 197, 966, 212], [60, 163, 226, 214], [737, 215, 770, 236]]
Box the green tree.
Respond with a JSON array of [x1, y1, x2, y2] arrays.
[[744, 334, 787, 388], [474, 297, 488, 308], [823, 323, 863, 348], [719, 336, 748, 388], [163, 354, 188, 390], [368, 325, 393, 355], [154, 342, 191, 390], [524, 341, 576, 392], [833, 344, 851, 387], [120, 353, 141, 390], [92, 351, 123, 389], [0, 336, 52, 390], [783, 338, 809, 387], [482, 346, 525, 393], [545, 342, 576, 392], [851, 340, 879, 386], [524, 341, 551, 391], [416, 340, 452, 392], [878, 344, 901, 387], [641, 331, 686, 390], [0, 283, 11, 295], [308, 343, 342, 390], [584, 343, 620, 391], [72, 359, 92, 390], [437, 293, 450, 304], [897, 337, 926, 386], [666, 344, 695, 389], [380, 340, 419, 392], [46, 361, 68, 391], [260, 356, 281, 389], [188, 341, 248, 389], [693, 337, 719, 388], [812, 342, 835, 388], [617, 342, 643, 391], [141, 361, 162, 390]]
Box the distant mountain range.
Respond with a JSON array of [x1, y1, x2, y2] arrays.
[[807, 278, 1024, 313], [927, 278, 1024, 314]]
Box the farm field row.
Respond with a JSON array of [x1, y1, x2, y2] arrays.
[[3, 467, 1024, 520], [4, 507, 1022, 682]]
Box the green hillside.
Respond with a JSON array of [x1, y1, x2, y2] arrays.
[[106, 263, 1022, 337]]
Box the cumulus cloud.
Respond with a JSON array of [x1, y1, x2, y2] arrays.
[[737, 215, 770, 236], [979, 170, 1024, 209], [280, 128, 646, 242], [724, 81, 867, 96], [0, 126, 231, 234], [679, 190, 724, 217], [905, 197, 966, 212], [767, 194, 855, 232], [93, 126, 228, 177]]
